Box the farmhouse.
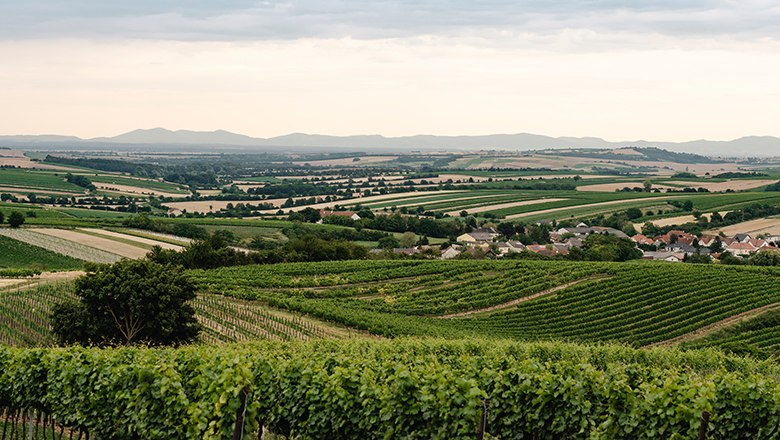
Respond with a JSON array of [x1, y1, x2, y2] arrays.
[[319, 210, 361, 221], [457, 227, 499, 243]]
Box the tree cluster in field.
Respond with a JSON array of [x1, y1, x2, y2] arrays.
[[0, 210, 25, 227], [766, 181, 780, 192], [64, 173, 96, 191]]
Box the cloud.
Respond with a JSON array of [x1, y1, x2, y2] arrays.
[[2, 0, 780, 43]]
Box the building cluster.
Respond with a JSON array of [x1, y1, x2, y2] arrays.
[[632, 230, 780, 262]]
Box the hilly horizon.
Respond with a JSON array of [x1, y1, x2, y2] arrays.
[[1, 128, 779, 157]]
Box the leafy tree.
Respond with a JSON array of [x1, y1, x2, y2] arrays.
[[51, 260, 200, 346], [400, 232, 417, 248], [496, 222, 517, 238], [378, 236, 400, 249], [750, 250, 780, 266], [684, 253, 712, 264], [7, 211, 24, 228], [300, 207, 322, 223], [625, 208, 642, 220], [682, 200, 694, 212]]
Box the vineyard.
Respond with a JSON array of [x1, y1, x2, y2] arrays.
[[191, 260, 780, 347], [0, 235, 85, 270], [0, 284, 355, 347], [0, 339, 779, 439]]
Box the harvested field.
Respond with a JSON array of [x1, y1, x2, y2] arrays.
[[641, 212, 730, 228], [292, 156, 397, 166], [665, 179, 777, 192], [708, 217, 780, 236], [576, 182, 677, 192], [0, 229, 121, 263], [78, 228, 184, 251], [32, 228, 149, 259], [445, 198, 567, 216], [95, 182, 186, 198], [0, 150, 74, 170]]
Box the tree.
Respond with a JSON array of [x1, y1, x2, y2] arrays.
[[7, 211, 24, 228], [643, 180, 652, 192], [750, 250, 780, 266], [300, 207, 322, 223], [378, 236, 400, 249], [625, 208, 643, 220], [400, 231, 417, 248], [51, 260, 200, 346], [0, 211, 4, 224]]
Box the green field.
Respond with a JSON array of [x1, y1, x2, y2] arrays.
[[88, 174, 189, 193], [0, 234, 85, 270], [0, 169, 84, 192]]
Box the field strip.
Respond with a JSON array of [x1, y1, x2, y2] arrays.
[[31, 228, 149, 259], [94, 182, 186, 198], [0, 186, 80, 195], [504, 196, 683, 220], [706, 217, 780, 236], [576, 182, 677, 192], [256, 190, 468, 213], [665, 179, 777, 192], [0, 229, 121, 263], [438, 275, 610, 318], [645, 302, 780, 348], [79, 228, 184, 251], [375, 193, 510, 209], [119, 229, 194, 246], [445, 198, 568, 216]]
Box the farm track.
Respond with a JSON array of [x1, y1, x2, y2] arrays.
[[644, 302, 780, 348], [438, 275, 611, 318]]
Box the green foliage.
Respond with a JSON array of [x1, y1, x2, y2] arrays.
[[64, 173, 96, 191], [766, 181, 780, 192], [51, 260, 200, 346], [750, 250, 780, 266], [0, 339, 778, 439], [7, 211, 24, 228]]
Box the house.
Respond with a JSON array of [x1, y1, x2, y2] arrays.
[[725, 242, 756, 256], [494, 241, 526, 256], [556, 227, 593, 237], [526, 244, 570, 257], [166, 208, 183, 217], [591, 226, 629, 239], [441, 247, 462, 260], [319, 210, 361, 221], [642, 251, 684, 262], [734, 233, 752, 243], [631, 234, 655, 246], [393, 247, 420, 256], [457, 227, 499, 243]]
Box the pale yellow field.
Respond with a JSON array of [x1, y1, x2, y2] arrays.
[[95, 182, 186, 198], [445, 198, 568, 216], [292, 156, 397, 166], [576, 182, 677, 192], [0, 150, 75, 170], [637, 212, 730, 229], [708, 218, 780, 236], [665, 179, 776, 192], [79, 228, 184, 251], [31, 228, 148, 259]]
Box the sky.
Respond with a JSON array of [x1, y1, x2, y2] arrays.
[[1, 1, 780, 141]]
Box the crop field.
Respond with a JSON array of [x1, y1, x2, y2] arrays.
[[683, 308, 780, 355], [0, 229, 122, 263], [0, 169, 84, 193], [0, 235, 85, 270], [191, 260, 780, 348], [87, 174, 188, 194]]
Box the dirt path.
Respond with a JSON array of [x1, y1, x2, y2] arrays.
[[438, 275, 610, 318], [644, 302, 780, 348]]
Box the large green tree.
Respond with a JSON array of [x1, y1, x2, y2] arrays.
[[52, 259, 200, 346]]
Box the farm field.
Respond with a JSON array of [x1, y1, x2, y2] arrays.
[[0, 228, 122, 263], [0, 235, 85, 270], [708, 216, 780, 236], [0, 169, 85, 193]]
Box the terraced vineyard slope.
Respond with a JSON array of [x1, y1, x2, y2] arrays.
[[193, 260, 780, 346]]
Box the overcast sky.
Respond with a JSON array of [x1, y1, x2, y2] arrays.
[[1, 1, 779, 141]]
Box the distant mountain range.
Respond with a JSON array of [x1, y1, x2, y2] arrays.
[[1, 128, 779, 157]]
